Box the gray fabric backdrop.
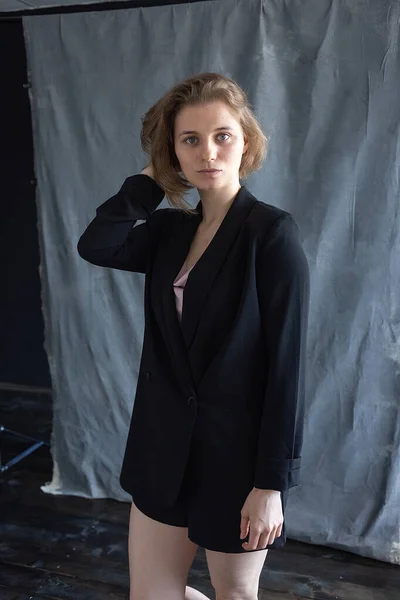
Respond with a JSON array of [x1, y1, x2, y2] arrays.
[[23, 0, 400, 564]]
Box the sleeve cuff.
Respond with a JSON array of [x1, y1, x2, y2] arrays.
[[253, 457, 301, 492]]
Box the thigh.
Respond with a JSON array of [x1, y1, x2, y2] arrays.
[[129, 501, 198, 600], [205, 548, 268, 599]]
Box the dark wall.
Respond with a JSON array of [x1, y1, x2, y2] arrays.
[[0, 20, 51, 388]]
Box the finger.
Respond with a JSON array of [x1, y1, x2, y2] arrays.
[[275, 523, 283, 539], [257, 532, 269, 550], [243, 524, 261, 551], [266, 526, 278, 546], [240, 516, 250, 540]]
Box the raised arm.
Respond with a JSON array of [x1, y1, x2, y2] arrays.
[[77, 171, 166, 274], [254, 214, 310, 492]]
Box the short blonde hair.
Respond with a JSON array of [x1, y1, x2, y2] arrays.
[[141, 72, 268, 213]]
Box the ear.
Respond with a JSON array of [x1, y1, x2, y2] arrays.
[[242, 137, 249, 154]]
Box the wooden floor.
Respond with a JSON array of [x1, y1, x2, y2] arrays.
[[0, 389, 399, 600]]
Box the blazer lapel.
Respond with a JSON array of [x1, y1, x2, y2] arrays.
[[151, 185, 257, 394], [181, 185, 256, 350]]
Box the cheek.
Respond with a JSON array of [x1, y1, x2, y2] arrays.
[[222, 143, 243, 163]]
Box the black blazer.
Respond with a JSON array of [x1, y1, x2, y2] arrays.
[[77, 174, 310, 509]]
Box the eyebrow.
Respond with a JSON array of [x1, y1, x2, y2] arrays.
[[178, 126, 234, 137]]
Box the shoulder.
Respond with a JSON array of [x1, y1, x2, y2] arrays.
[[154, 206, 190, 228], [246, 192, 300, 245], [148, 206, 192, 242], [243, 190, 307, 272], [250, 209, 308, 283], [252, 199, 294, 226]]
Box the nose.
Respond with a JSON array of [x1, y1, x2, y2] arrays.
[[200, 139, 217, 163]]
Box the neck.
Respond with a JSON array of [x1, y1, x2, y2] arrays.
[[198, 181, 242, 227]]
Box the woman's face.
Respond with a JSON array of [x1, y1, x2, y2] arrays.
[[173, 101, 248, 191]]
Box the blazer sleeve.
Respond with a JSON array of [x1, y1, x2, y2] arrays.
[[254, 214, 310, 492], [77, 174, 166, 273]]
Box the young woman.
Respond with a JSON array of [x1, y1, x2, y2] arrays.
[[78, 72, 310, 600]]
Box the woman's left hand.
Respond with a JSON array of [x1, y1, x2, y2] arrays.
[[240, 488, 283, 550]]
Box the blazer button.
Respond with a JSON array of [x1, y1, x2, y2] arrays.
[[145, 372, 152, 381], [187, 396, 195, 406]]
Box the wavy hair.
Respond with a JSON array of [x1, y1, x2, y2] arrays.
[[140, 72, 268, 213]]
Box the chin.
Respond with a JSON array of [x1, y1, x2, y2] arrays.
[[198, 183, 224, 193], [191, 174, 226, 190]]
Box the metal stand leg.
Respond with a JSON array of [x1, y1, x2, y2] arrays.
[[0, 426, 50, 473]]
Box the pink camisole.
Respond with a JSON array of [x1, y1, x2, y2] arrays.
[[173, 261, 195, 322]]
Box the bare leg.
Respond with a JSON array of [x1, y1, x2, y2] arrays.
[[206, 548, 268, 600], [185, 586, 212, 599], [128, 501, 209, 600]]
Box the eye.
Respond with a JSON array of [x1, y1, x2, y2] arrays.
[[217, 133, 231, 141], [183, 136, 198, 145]]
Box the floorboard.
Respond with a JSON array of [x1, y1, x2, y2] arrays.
[[1, 390, 399, 600]]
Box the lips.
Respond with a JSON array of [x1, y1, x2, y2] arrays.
[[199, 169, 221, 173]]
